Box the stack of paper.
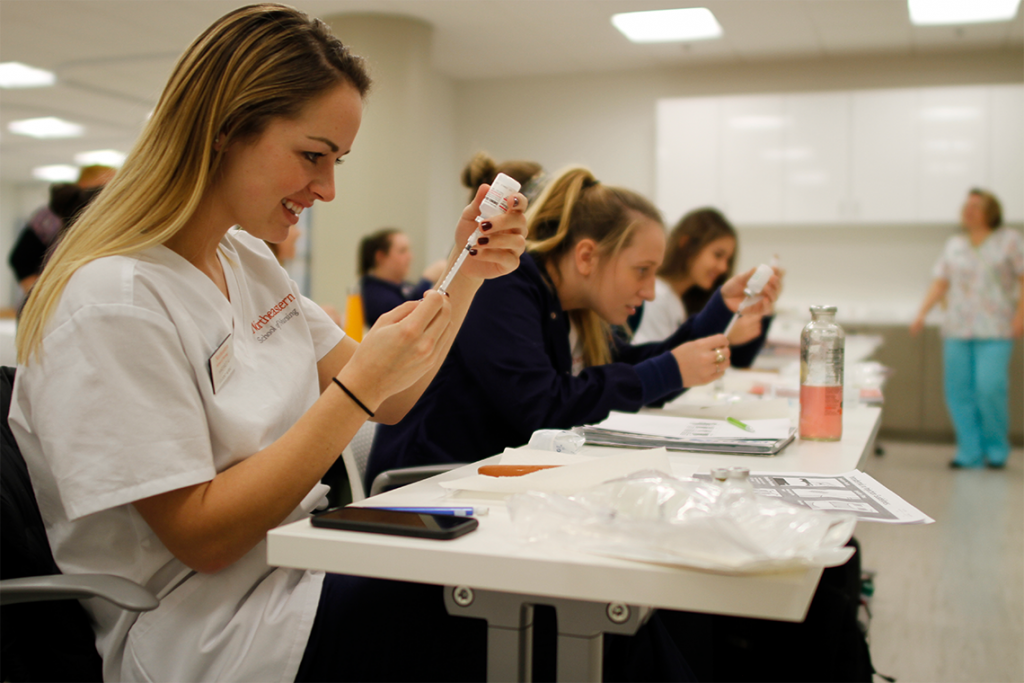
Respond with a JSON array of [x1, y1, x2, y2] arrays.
[[580, 412, 796, 456]]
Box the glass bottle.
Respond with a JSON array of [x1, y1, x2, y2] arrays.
[[799, 305, 845, 441]]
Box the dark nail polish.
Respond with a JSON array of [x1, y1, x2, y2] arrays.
[[480, 221, 493, 231], [469, 249, 478, 256], [513, 196, 520, 207], [477, 237, 490, 245], [444, 291, 450, 298]]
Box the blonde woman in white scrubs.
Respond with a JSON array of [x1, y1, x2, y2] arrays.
[[8, 5, 534, 681]]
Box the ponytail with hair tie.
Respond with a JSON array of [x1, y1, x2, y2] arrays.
[[525, 165, 662, 369]]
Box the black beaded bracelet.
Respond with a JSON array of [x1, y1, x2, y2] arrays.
[[332, 377, 375, 418]]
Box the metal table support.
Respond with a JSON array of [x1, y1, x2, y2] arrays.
[[444, 585, 651, 682]]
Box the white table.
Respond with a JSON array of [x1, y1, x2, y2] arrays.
[[268, 405, 881, 681]]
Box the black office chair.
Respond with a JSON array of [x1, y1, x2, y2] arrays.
[[1, 366, 158, 682]]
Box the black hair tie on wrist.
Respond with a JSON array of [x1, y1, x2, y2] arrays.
[[332, 377, 374, 418]]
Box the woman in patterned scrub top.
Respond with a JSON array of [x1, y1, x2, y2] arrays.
[[912, 189, 1024, 469]]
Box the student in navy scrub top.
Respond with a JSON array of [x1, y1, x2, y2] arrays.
[[367, 166, 779, 488], [633, 207, 777, 359], [358, 228, 446, 326]]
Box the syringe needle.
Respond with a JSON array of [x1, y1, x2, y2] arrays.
[[436, 228, 481, 295]]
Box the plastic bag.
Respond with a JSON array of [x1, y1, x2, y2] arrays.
[[507, 470, 856, 574]]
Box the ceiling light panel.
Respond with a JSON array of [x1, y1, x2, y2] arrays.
[[75, 149, 127, 167], [0, 61, 56, 88], [8, 117, 84, 139], [908, 0, 1022, 25], [612, 8, 723, 43], [32, 164, 79, 182]]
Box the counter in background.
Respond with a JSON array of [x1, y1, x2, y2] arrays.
[[755, 311, 1023, 445]]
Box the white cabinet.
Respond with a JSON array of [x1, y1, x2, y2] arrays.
[[850, 89, 919, 222], [782, 92, 849, 223], [916, 86, 991, 222], [656, 84, 1024, 226], [655, 97, 720, 227], [720, 95, 785, 223], [990, 84, 1024, 223]]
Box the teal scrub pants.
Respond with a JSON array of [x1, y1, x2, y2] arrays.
[[943, 338, 1014, 467]]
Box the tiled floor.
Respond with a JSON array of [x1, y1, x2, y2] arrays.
[[856, 440, 1023, 683]]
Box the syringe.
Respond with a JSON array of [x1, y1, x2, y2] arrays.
[[436, 173, 522, 295], [723, 263, 775, 337]]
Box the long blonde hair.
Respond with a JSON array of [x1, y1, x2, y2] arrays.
[[17, 3, 371, 364], [526, 167, 663, 368]]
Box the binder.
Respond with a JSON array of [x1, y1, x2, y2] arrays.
[[579, 426, 796, 455], [578, 412, 797, 456]]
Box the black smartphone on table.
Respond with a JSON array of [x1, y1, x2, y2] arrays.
[[311, 507, 478, 540]]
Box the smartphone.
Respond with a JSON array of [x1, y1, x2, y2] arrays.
[[311, 507, 478, 540]]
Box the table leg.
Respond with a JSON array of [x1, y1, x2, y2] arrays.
[[546, 599, 652, 682], [444, 586, 651, 683], [444, 586, 535, 682]]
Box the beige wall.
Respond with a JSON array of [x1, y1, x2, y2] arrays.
[[312, 14, 459, 312], [449, 47, 1024, 320], [0, 184, 23, 311]]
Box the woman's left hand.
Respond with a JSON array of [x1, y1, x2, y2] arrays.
[[448, 184, 528, 282], [721, 266, 781, 315]]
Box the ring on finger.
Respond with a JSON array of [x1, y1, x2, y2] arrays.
[[714, 349, 726, 365]]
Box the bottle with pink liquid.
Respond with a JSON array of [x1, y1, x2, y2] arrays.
[[799, 305, 845, 441]]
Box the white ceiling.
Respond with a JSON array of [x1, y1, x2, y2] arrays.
[[2, 0, 1022, 186]]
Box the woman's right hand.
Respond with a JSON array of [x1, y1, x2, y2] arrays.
[[671, 334, 730, 388], [448, 185, 528, 284], [336, 290, 453, 408], [720, 267, 780, 315]]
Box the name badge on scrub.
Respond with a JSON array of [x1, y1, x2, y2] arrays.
[[208, 334, 235, 394]]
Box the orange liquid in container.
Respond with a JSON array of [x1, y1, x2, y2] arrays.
[[799, 385, 843, 441], [343, 293, 364, 342]]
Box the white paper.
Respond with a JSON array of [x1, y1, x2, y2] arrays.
[[653, 398, 792, 420], [439, 449, 672, 496], [692, 469, 934, 524]]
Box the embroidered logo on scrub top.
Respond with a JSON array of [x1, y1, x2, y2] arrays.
[[251, 292, 299, 343]]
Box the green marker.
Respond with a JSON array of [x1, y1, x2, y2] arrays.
[[727, 416, 755, 433]]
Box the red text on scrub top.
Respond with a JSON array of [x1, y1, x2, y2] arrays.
[[251, 293, 296, 334]]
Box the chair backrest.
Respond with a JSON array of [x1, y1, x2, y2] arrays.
[[340, 421, 377, 502], [1, 365, 105, 681]]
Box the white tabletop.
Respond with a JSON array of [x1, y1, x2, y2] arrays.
[[267, 405, 881, 622]]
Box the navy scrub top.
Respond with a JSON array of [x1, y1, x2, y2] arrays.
[[360, 275, 433, 327], [366, 253, 767, 488]]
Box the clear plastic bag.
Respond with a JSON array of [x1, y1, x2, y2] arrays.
[[507, 470, 856, 574]]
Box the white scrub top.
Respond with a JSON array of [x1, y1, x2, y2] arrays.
[[633, 277, 687, 344], [10, 229, 345, 682]]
